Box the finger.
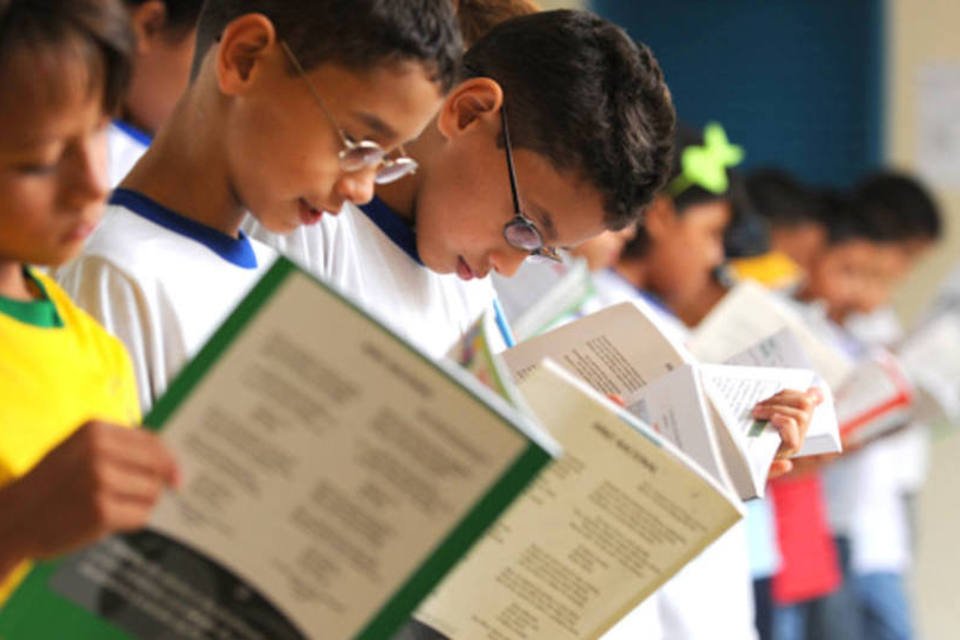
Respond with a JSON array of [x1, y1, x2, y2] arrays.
[[753, 404, 811, 433], [754, 389, 817, 413], [768, 459, 793, 479], [87, 424, 180, 487], [771, 413, 801, 457], [96, 461, 169, 505], [96, 494, 161, 533]]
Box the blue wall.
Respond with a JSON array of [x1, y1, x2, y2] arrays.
[[592, 1, 884, 187]]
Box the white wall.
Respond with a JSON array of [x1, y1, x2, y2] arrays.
[[887, 1, 960, 638]]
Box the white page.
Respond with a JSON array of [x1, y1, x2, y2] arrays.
[[501, 300, 694, 396], [898, 312, 960, 425], [725, 329, 841, 456], [627, 364, 732, 490], [835, 350, 914, 445], [414, 360, 743, 640], [133, 270, 557, 639], [699, 364, 819, 498], [689, 281, 854, 389]]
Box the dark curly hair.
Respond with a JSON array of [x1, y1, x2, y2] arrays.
[[463, 10, 675, 230], [194, 0, 462, 93]]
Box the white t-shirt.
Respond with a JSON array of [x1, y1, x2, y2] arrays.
[[243, 198, 498, 359], [106, 120, 150, 187], [57, 189, 277, 411]]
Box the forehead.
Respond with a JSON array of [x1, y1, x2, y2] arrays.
[[679, 199, 732, 229], [304, 59, 443, 142], [0, 50, 103, 143], [510, 147, 608, 246]]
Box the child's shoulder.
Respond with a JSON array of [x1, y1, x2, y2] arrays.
[[32, 270, 133, 371]]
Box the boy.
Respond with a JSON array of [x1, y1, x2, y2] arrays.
[[109, 0, 204, 184], [59, 0, 463, 409], [820, 173, 942, 640], [0, 0, 176, 603], [246, 10, 676, 358]]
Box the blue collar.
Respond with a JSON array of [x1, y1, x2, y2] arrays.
[[110, 189, 258, 269], [112, 119, 153, 147], [358, 197, 421, 264], [638, 288, 677, 319]]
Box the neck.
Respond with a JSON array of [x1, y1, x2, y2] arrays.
[[374, 121, 443, 224], [120, 83, 245, 238], [0, 262, 32, 301], [613, 258, 649, 292]]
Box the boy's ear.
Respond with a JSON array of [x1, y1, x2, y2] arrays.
[[644, 194, 677, 240], [436, 78, 504, 140], [215, 14, 277, 95], [129, 0, 167, 55]]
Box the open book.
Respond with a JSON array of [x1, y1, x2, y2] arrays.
[[492, 255, 594, 341], [497, 299, 828, 501], [689, 280, 855, 390], [897, 310, 960, 430], [833, 349, 914, 446], [407, 360, 743, 640], [0, 259, 559, 640]]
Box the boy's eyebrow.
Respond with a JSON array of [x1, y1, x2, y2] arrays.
[[350, 111, 399, 141], [529, 202, 558, 243]]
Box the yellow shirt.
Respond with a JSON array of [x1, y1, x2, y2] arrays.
[[0, 270, 140, 603], [730, 251, 804, 290]]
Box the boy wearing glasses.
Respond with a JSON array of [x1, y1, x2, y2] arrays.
[[58, 0, 462, 409], [246, 10, 676, 357]]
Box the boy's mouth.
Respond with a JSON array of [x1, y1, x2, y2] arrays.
[[456, 256, 475, 281], [298, 198, 324, 226]]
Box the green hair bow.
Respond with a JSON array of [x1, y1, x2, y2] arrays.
[[668, 122, 745, 196]]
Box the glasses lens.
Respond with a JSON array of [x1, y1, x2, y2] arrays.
[[504, 219, 542, 252], [340, 142, 385, 172], [374, 158, 418, 185]]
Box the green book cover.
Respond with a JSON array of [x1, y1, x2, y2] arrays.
[[0, 258, 554, 640]]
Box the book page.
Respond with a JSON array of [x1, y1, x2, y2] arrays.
[[898, 312, 960, 426], [699, 364, 817, 498], [724, 329, 841, 457], [500, 300, 693, 397], [835, 350, 914, 445], [31, 265, 555, 640], [413, 361, 743, 640], [689, 281, 854, 389], [493, 257, 595, 341], [626, 364, 732, 490]]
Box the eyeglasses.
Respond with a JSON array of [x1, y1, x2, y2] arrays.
[[499, 105, 561, 263], [280, 41, 418, 185]]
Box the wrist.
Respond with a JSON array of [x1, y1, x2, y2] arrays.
[[0, 480, 37, 576]]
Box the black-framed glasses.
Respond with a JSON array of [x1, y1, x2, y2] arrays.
[[280, 41, 418, 185], [499, 105, 561, 263]]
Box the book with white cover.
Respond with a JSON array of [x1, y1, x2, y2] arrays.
[[410, 361, 744, 640], [689, 280, 855, 389], [498, 300, 826, 500]]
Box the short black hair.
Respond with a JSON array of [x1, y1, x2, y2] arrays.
[[455, 0, 540, 48], [746, 168, 824, 229], [463, 10, 675, 230], [852, 171, 942, 243], [819, 189, 901, 246], [125, 0, 203, 40], [0, 0, 134, 114], [194, 0, 462, 92]]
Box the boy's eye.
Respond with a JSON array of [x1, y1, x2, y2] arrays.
[[16, 161, 58, 176]]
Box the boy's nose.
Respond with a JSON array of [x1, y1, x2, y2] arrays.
[[64, 134, 110, 208], [336, 168, 377, 206]]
